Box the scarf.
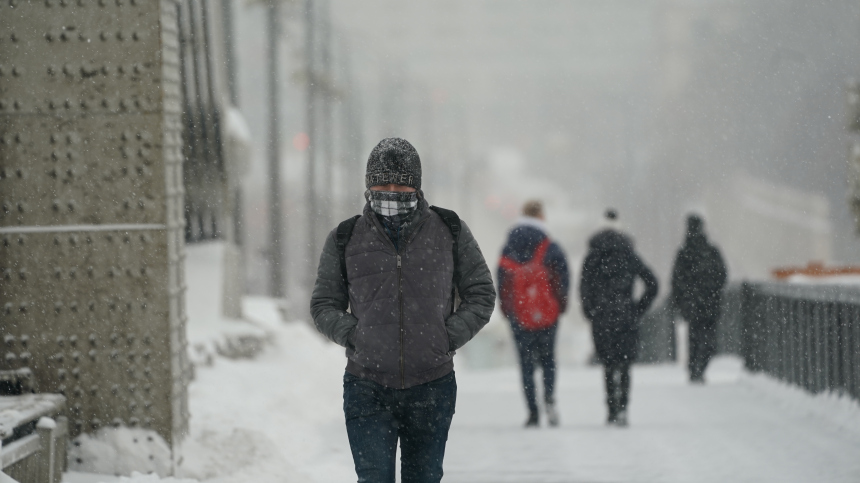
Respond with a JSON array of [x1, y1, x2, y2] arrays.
[[368, 190, 419, 250]]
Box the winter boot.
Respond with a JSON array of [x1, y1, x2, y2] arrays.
[[525, 411, 539, 428], [614, 410, 629, 427], [546, 403, 559, 427], [606, 402, 618, 425]]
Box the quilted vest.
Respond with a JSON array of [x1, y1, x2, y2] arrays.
[[344, 203, 455, 388]]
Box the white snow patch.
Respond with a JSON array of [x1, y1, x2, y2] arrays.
[[184, 242, 267, 347], [174, 298, 353, 482], [787, 273, 860, 285], [67, 427, 172, 477], [37, 416, 57, 429], [741, 370, 860, 438], [184, 242, 270, 366], [63, 472, 197, 483], [116, 473, 197, 483]]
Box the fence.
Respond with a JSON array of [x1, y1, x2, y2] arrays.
[[0, 394, 67, 483], [740, 282, 860, 401], [638, 283, 744, 363]]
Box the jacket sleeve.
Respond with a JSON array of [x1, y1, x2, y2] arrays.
[[633, 254, 659, 317], [545, 241, 570, 313], [670, 250, 683, 308], [578, 253, 597, 322], [309, 229, 359, 347], [446, 221, 497, 351], [497, 264, 512, 320], [713, 246, 728, 290]]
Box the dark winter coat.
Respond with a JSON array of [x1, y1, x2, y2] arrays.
[[671, 233, 727, 325], [497, 219, 570, 323], [579, 229, 658, 365], [310, 199, 496, 389]]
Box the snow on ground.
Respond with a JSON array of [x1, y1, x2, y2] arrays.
[[66, 296, 860, 483], [445, 357, 860, 483], [184, 243, 268, 362], [68, 427, 173, 477], [175, 297, 355, 482]]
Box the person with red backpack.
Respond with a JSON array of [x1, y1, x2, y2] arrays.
[[498, 200, 570, 427]]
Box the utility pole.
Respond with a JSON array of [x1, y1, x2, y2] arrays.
[[340, 40, 361, 214], [221, 0, 238, 106], [267, 0, 285, 298], [305, 0, 318, 282], [320, 0, 334, 227]]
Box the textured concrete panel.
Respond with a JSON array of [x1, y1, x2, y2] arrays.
[[0, 0, 188, 453]]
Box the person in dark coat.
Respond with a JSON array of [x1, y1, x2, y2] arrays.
[[671, 214, 727, 383], [311, 138, 496, 483], [579, 209, 658, 426], [498, 200, 570, 428]]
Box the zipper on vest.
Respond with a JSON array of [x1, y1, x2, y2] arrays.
[[397, 254, 405, 389]]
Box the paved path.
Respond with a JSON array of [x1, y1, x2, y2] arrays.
[[444, 358, 860, 483]]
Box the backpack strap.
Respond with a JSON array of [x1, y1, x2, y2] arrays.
[[429, 206, 461, 278], [532, 238, 551, 265], [336, 215, 362, 284]]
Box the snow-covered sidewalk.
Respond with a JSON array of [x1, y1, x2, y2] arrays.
[[66, 297, 860, 482], [445, 360, 860, 482]]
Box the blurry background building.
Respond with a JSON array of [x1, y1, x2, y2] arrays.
[[228, 0, 860, 365]]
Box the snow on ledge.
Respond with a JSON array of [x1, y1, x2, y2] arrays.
[[786, 274, 860, 285]]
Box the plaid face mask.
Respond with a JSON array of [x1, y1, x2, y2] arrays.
[[368, 190, 419, 218]]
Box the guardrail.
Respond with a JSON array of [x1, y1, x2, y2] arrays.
[[740, 282, 860, 401], [0, 395, 67, 483]]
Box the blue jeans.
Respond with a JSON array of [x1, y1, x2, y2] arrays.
[[343, 371, 457, 483], [511, 322, 557, 414]]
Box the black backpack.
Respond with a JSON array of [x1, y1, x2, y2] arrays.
[[335, 206, 461, 284]]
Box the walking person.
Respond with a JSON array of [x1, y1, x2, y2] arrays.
[[498, 200, 570, 427], [580, 209, 658, 427], [310, 138, 496, 483], [671, 214, 727, 383]]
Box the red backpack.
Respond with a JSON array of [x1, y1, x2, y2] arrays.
[[499, 238, 560, 330]]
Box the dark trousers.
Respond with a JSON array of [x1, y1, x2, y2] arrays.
[[511, 322, 558, 414], [343, 371, 456, 483], [688, 321, 717, 381], [604, 362, 631, 417]]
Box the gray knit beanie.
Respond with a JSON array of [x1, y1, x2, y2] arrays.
[[365, 138, 422, 190]]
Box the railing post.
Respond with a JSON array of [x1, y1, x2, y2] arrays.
[[826, 302, 837, 392], [803, 300, 813, 392], [812, 302, 822, 393], [790, 299, 800, 387], [778, 297, 786, 379], [837, 303, 848, 394], [36, 418, 56, 483], [854, 306, 860, 400]]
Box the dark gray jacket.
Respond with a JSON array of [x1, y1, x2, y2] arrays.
[[310, 200, 496, 388]]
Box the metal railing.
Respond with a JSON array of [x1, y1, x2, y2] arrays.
[[638, 283, 744, 363], [740, 282, 860, 401], [0, 394, 68, 483]]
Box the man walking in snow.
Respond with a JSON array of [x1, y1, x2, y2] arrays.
[[671, 214, 727, 383], [579, 209, 658, 427], [498, 200, 569, 427], [310, 138, 496, 483]]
